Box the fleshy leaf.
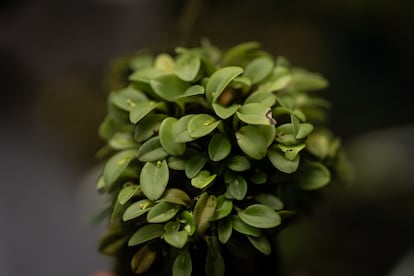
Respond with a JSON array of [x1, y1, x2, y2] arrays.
[[243, 56, 274, 84], [247, 235, 271, 255], [217, 217, 232, 244], [128, 224, 164, 246], [194, 192, 217, 235], [298, 162, 331, 190], [173, 248, 192, 276], [212, 195, 233, 221], [206, 66, 243, 104], [225, 175, 248, 201], [191, 170, 217, 189], [130, 101, 160, 124], [174, 114, 197, 143], [151, 74, 190, 101], [134, 114, 167, 143], [175, 53, 201, 82], [122, 199, 152, 221], [231, 215, 261, 237], [103, 149, 138, 185], [254, 193, 284, 211], [147, 202, 180, 223], [111, 86, 148, 112], [268, 147, 300, 174], [118, 184, 139, 205], [238, 204, 281, 229], [140, 160, 169, 200], [188, 114, 220, 138], [236, 125, 268, 160], [237, 103, 276, 125], [208, 133, 232, 161], [159, 117, 186, 156], [227, 155, 251, 172], [185, 154, 207, 178], [138, 137, 169, 162]]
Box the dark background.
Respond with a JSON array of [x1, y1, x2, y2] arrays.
[[1, 0, 413, 275]]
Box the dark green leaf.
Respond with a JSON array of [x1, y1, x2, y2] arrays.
[[134, 114, 167, 143], [164, 229, 188, 249], [225, 175, 248, 200], [236, 125, 268, 160], [243, 56, 274, 84], [188, 114, 220, 138], [208, 133, 232, 161], [217, 217, 232, 244], [268, 147, 300, 173], [175, 53, 201, 82], [247, 235, 271, 255], [174, 114, 197, 143], [298, 162, 331, 190], [206, 67, 243, 104], [194, 192, 217, 235], [249, 169, 267, 184], [173, 248, 192, 276], [147, 202, 180, 223], [118, 184, 139, 205], [254, 193, 284, 210], [191, 170, 217, 189], [227, 155, 251, 172], [157, 188, 191, 206], [237, 103, 276, 125], [238, 204, 281, 229], [231, 215, 261, 237], [131, 245, 157, 274], [150, 74, 190, 101], [128, 224, 164, 246], [140, 160, 169, 200], [122, 199, 152, 221], [185, 154, 207, 178], [138, 136, 169, 162], [129, 101, 160, 124], [159, 117, 186, 156], [103, 149, 138, 185], [212, 195, 233, 221], [205, 236, 225, 276]]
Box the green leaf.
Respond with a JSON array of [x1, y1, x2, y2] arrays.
[[222, 41, 260, 66], [167, 156, 186, 170], [205, 236, 225, 276], [188, 114, 220, 138], [266, 65, 291, 91], [134, 114, 167, 143], [238, 204, 281, 229], [129, 54, 153, 70], [236, 125, 268, 160], [130, 245, 157, 274], [212, 103, 239, 119], [129, 101, 160, 124], [247, 235, 271, 255], [173, 248, 192, 276], [147, 202, 180, 223], [225, 175, 248, 200], [237, 103, 276, 125], [243, 56, 274, 84], [194, 192, 217, 235], [206, 66, 243, 104], [254, 193, 284, 210], [140, 160, 169, 200], [103, 149, 138, 185], [296, 123, 314, 139], [185, 154, 207, 178], [111, 86, 148, 112], [164, 229, 188, 249], [227, 155, 251, 172], [154, 53, 175, 72], [298, 162, 331, 190], [244, 88, 276, 106], [178, 85, 205, 98], [212, 195, 233, 221], [174, 114, 197, 143], [217, 217, 232, 244], [138, 136, 169, 162], [277, 143, 306, 160], [109, 133, 138, 150], [208, 133, 232, 161], [150, 74, 190, 101], [182, 210, 196, 236], [122, 199, 152, 221], [268, 147, 300, 173], [191, 170, 217, 189], [117, 184, 139, 205], [305, 130, 331, 159], [231, 215, 261, 237], [275, 123, 300, 146], [249, 169, 267, 184], [159, 117, 186, 156], [129, 67, 165, 84], [128, 224, 164, 246], [175, 53, 201, 82], [291, 68, 328, 91], [157, 188, 191, 206]]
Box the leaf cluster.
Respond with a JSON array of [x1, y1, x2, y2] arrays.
[[96, 41, 347, 276]]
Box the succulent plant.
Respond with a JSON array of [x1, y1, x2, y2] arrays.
[[96, 41, 349, 276]]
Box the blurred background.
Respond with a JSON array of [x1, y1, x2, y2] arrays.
[[1, 0, 413, 275]]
